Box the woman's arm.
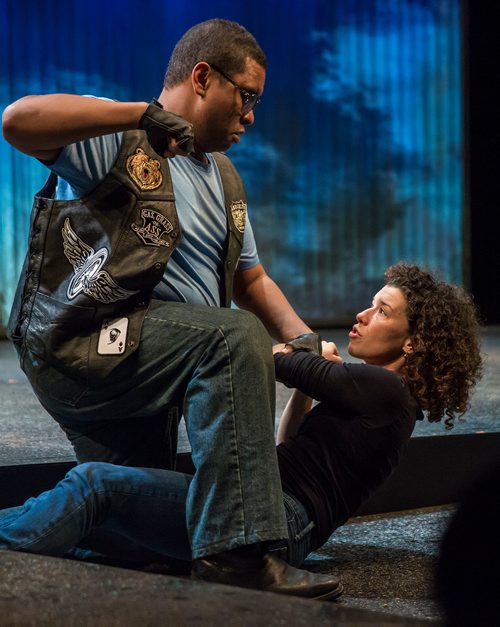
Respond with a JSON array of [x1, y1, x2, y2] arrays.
[[274, 351, 405, 417], [274, 341, 342, 443], [276, 389, 313, 444]]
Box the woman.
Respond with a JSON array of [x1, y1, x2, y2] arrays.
[[0, 264, 482, 571]]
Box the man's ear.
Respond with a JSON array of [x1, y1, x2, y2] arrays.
[[191, 62, 211, 96]]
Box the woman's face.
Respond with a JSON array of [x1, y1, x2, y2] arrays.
[[348, 285, 413, 370]]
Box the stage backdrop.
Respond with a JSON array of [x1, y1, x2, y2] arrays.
[[0, 0, 463, 326]]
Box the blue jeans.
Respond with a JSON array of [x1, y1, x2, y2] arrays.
[[21, 301, 289, 558], [0, 463, 317, 567]]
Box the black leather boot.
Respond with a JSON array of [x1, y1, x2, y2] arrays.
[[191, 550, 343, 601]]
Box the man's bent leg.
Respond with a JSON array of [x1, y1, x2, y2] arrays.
[[182, 308, 287, 557], [33, 302, 287, 556]]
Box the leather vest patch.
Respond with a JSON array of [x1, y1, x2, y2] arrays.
[[97, 317, 129, 355], [131, 208, 174, 247], [230, 199, 247, 233], [126, 147, 163, 190], [62, 218, 139, 303]]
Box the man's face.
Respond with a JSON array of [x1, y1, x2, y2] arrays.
[[193, 57, 265, 153]]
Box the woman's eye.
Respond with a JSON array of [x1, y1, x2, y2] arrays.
[[378, 308, 386, 316]]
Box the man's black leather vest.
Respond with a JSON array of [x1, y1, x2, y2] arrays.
[[8, 130, 246, 381]]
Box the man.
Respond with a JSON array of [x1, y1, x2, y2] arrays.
[[2, 19, 342, 599]]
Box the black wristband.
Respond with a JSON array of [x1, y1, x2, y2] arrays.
[[285, 333, 322, 355], [138, 99, 195, 157]]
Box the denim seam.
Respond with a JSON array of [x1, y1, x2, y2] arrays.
[[294, 520, 316, 542], [215, 325, 246, 542], [146, 315, 219, 333]]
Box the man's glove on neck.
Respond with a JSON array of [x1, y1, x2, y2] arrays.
[[138, 99, 195, 157]]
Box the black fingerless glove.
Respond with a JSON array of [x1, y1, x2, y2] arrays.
[[138, 99, 195, 157], [285, 333, 322, 355]]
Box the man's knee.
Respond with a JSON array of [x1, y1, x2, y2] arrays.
[[220, 308, 271, 348]]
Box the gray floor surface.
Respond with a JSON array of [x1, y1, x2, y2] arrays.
[[1, 327, 499, 623], [0, 548, 440, 626]]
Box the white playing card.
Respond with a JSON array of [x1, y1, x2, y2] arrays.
[[97, 317, 129, 355]]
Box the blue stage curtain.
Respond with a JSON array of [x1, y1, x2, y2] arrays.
[[0, 0, 462, 326]]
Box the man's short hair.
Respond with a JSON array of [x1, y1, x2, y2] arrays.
[[164, 19, 266, 89]]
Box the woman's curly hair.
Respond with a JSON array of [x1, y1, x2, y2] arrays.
[[384, 263, 483, 428]]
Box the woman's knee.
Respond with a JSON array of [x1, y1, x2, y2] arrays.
[[68, 461, 114, 492]]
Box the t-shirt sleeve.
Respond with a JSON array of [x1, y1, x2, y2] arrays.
[[236, 213, 259, 270], [48, 133, 122, 198], [43, 95, 121, 198]]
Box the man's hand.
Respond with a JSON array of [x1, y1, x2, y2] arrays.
[[285, 332, 322, 355], [138, 99, 194, 158]]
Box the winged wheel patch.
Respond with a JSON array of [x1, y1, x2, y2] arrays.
[[62, 218, 139, 304]]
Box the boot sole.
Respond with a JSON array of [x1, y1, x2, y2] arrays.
[[313, 582, 344, 601]]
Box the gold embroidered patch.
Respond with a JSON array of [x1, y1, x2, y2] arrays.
[[126, 148, 163, 190], [230, 200, 247, 233]]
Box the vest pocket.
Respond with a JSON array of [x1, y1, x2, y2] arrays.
[[23, 292, 94, 400], [24, 356, 89, 407]]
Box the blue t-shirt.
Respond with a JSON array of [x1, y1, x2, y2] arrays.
[[48, 132, 259, 307]]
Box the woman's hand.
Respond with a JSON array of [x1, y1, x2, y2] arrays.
[[272, 343, 292, 355], [273, 340, 343, 362], [321, 341, 343, 363]]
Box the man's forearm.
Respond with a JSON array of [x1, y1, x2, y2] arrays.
[[234, 272, 311, 342], [2, 94, 147, 158]]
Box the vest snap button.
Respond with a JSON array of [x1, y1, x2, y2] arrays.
[[154, 263, 162, 270]]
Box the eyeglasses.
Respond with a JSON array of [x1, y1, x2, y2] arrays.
[[209, 63, 261, 115]]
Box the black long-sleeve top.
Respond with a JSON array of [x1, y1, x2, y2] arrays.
[[274, 351, 422, 548]]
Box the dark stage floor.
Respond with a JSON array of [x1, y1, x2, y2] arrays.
[[1, 326, 499, 623]]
